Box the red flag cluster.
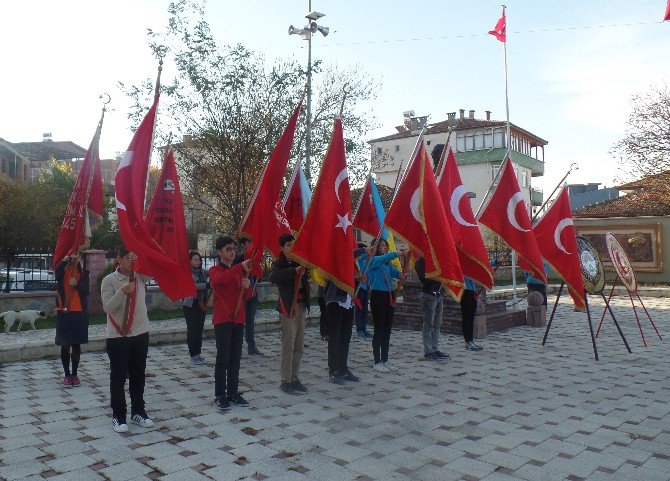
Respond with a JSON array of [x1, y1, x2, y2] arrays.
[[488, 8, 507, 42], [114, 94, 195, 301], [385, 144, 464, 300]]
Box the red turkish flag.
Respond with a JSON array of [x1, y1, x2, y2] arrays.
[[352, 176, 381, 238], [386, 144, 464, 300], [488, 8, 506, 42], [143, 147, 192, 280], [665, 0, 670, 21], [290, 117, 356, 294], [114, 93, 195, 301], [437, 148, 494, 289], [282, 161, 307, 232], [533, 188, 585, 309], [265, 199, 292, 259], [478, 158, 546, 284], [53, 115, 105, 268], [239, 100, 302, 275]]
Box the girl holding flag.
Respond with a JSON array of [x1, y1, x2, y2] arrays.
[[367, 239, 407, 372]]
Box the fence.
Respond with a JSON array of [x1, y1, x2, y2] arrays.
[[1, 248, 57, 293]]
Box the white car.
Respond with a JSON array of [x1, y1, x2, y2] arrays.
[[0, 254, 57, 292]]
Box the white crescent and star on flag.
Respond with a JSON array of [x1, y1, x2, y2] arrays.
[[506, 192, 529, 232], [333, 167, 353, 234], [553, 218, 573, 254], [450, 185, 477, 227], [114, 150, 133, 212]]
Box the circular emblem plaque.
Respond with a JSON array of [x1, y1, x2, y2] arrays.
[[605, 232, 637, 294], [576, 236, 605, 295]]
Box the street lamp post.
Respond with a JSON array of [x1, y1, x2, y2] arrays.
[[288, 3, 329, 184]]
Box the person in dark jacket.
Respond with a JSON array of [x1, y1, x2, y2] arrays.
[[54, 252, 90, 387], [181, 250, 209, 365], [324, 245, 370, 384], [269, 233, 310, 395], [414, 256, 449, 361]]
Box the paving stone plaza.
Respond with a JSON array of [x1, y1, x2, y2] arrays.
[[0, 295, 669, 481]]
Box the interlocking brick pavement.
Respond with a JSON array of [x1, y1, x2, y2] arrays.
[[0, 295, 668, 480]]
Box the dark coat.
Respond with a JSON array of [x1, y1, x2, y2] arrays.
[[414, 257, 442, 296], [269, 253, 310, 314]]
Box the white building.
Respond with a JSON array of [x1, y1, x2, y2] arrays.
[[369, 109, 547, 213]]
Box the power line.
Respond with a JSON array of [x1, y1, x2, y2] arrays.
[[319, 20, 664, 48]]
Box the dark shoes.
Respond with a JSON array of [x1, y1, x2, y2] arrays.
[[329, 372, 345, 385], [214, 396, 231, 410], [280, 382, 297, 395], [434, 351, 449, 359], [426, 351, 449, 360], [465, 341, 484, 351], [248, 347, 264, 356], [341, 370, 360, 382], [291, 380, 308, 394], [228, 393, 250, 406]]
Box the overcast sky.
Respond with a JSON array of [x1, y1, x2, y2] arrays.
[[2, 0, 669, 192]]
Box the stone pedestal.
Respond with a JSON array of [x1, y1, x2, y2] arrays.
[[83, 249, 107, 315], [394, 282, 526, 339], [526, 291, 547, 327]]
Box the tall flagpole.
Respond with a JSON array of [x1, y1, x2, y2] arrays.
[[500, 4, 517, 303]]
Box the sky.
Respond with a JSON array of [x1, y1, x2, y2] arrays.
[[2, 0, 669, 194]]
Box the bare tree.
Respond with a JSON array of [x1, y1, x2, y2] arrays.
[[119, 0, 378, 235], [612, 84, 670, 181]]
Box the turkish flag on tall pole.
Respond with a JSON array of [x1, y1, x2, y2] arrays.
[[664, 0, 670, 21], [290, 117, 357, 294], [437, 148, 494, 289], [533, 188, 585, 309], [477, 158, 546, 284], [114, 63, 195, 301], [352, 175, 381, 238], [488, 7, 507, 42], [238, 99, 303, 269], [143, 147, 192, 277], [53, 106, 105, 268]]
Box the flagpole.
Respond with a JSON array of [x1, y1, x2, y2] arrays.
[[435, 126, 454, 179], [531, 163, 578, 222], [80, 95, 109, 249]]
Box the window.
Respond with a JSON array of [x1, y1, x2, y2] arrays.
[[395, 144, 400, 152], [456, 135, 465, 152], [491, 165, 500, 184], [494, 131, 505, 148], [474, 132, 483, 150], [376, 147, 382, 155], [466, 135, 475, 150], [484, 131, 493, 149]]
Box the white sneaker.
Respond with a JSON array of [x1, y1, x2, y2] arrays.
[[112, 417, 128, 433], [131, 413, 155, 428], [373, 362, 390, 372], [383, 362, 397, 372]]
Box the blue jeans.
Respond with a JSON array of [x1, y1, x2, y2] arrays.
[[245, 295, 259, 351], [354, 288, 369, 332]]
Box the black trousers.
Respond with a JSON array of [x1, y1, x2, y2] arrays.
[[244, 295, 259, 351], [183, 303, 206, 357], [214, 322, 244, 398], [460, 289, 477, 343], [370, 290, 395, 363], [106, 332, 149, 420], [326, 302, 354, 375], [318, 296, 328, 338], [527, 283, 548, 306]]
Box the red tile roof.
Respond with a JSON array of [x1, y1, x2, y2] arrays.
[[574, 170, 670, 218]]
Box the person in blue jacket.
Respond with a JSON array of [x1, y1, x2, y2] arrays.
[[461, 278, 483, 351], [367, 238, 407, 372]]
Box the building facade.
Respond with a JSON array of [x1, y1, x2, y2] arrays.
[[368, 109, 547, 213]]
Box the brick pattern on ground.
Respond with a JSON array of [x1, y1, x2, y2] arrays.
[[0, 295, 668, 480]]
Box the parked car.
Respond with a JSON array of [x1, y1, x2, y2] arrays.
[[0, 254, 57, 291]]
